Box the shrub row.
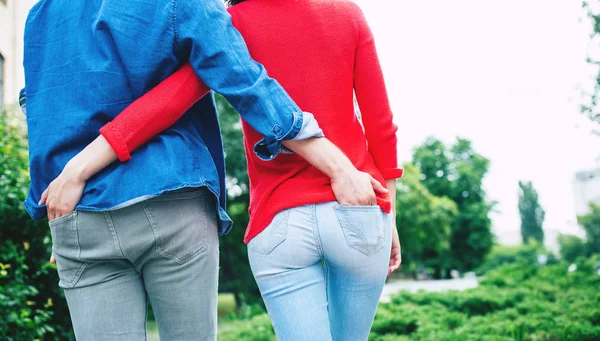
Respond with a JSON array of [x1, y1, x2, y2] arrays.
[[217, 256, 600, 341]]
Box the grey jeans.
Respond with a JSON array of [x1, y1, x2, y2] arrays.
[[49, 188, 219, 341]]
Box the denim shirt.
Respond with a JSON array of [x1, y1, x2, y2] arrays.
[[22, 0, 322, 235]]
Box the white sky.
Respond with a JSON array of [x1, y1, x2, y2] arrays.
[[354, 0, 600, 240]]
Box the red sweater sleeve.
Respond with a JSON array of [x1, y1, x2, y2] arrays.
[[353, 6, 403, 180], [99, 63, 210, 161]]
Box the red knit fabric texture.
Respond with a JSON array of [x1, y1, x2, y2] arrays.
[[100, 0, 402, 243]]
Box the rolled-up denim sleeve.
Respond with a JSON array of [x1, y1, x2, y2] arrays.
[[174, 0, 322, 161], [279, 112, 325, 156]]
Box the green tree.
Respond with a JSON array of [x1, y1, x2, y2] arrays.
[[578, 203, 600, 254], [0, 108, 74, 340], [215, 95, 261, 307], [395, 164, 457, 277], [582, 1, 600, 127], [413, 137, 494, 275], [558, 234, 589, 262], [518, 181, 545, 244]]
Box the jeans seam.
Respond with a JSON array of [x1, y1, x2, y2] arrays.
[[73, 212, 82, 261], [201, 193, 209, 254], [104, 212, 125, 258], [143, 299, 149, 340], [312, 204, 324, 257], [142, 202, 164, 257], [59, 214, 88, 288]]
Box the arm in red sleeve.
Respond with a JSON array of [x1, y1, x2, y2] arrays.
[[99, 63, 210, 161], [352, 5, 403, 179]]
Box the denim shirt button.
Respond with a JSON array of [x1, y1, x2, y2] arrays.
[[272, 125, 284, 139]]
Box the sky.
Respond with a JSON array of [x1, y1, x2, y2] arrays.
[[354, 0, 600, 243]]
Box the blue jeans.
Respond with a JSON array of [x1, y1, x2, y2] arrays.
[[49, 188, 219, 341], [248, 202, 392, 341]]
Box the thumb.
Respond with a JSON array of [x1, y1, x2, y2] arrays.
[[39, 187, 49, 205], [370, 176, 388, 194], [50, 253, 56, 264]]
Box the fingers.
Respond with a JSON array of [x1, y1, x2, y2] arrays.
[[48, 201, 71, 222], [39, 188, 49, 205], [387, 256, 401, 276], [370, 176, 389, 195], [45, 181, 68, 221], [49, 253, 56, 264], [47, 197, 56, 221], [359, 195, 377, 206], [390, 258, 401, 271]]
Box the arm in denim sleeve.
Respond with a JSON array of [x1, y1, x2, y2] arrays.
[[175, 0, 322, 160]]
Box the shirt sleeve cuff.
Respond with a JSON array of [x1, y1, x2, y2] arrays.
[[99, 123, 132, 162], [280, 112, 324, 154], [380, 167, 404, 180], [254, 111, 324, 161]]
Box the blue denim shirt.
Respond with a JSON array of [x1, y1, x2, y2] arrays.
[[22, 0, 322, 235]]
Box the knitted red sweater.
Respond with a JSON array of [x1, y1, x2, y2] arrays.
[[100, 0, 402, 243]]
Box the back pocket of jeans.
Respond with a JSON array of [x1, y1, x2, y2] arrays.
[[334, 205, 385, 256], [49, 212, 88, 288], [143, 189, 209, 264], [249, 209, 290, 255]]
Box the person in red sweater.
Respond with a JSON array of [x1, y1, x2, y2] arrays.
[[41, 0, 402, 339]]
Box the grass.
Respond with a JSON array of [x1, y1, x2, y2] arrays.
[[218, 293, 238, 317]]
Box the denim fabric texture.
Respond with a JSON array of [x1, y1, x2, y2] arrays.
[[50, 188, 219, 341], [22, 0, 318, 235], [248, 202, 393, 341]]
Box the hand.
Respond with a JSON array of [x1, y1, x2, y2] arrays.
[[331, 169, 388, 206], [39, 163, 86, 222], [388, 221, 401, 276], [40, 164, 86, 265]]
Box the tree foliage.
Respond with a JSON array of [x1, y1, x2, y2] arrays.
[[0, 108, 74, 340], [578, 203, 600, 254], [395, 163, 457, 277], [558, 203, 600, 262], [518, 181, 545, 244], [412, 137, 494, 275], [215, 94, 261, 306], [582, 1, 600, 127], [558, 234, 590, 263]]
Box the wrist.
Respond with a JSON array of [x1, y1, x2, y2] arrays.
[[329, 162, 358, 181], [64, 157, 91, 182]]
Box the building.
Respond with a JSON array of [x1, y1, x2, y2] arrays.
[[573, 166, 600, 217], [0, 0, 36, 112]]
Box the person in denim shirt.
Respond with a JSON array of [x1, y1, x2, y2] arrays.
[[22, 0, 385, 340]]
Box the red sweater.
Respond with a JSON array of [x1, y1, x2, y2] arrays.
[[100, 0, 402, 243]]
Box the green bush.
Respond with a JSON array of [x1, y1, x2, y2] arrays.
[[558, 234, 589, 263], [578, 204, 600, 255], [218, 313, 275, 341], [475, 242, 557, 276], [0, 110, 73, 340], [218, 257, 600, 340], [370, 256, 600, 341]]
